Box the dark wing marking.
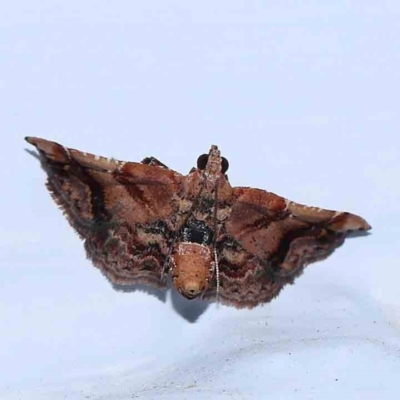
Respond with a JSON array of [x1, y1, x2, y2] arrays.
[[202, 236, 282, 308], [25, 137, 184, 288], [141, 156, 170, 169], [203, 187, 370, 308]]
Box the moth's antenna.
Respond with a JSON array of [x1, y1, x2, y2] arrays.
[[212, 178, 221, 301], [213, 246, 220, 300]]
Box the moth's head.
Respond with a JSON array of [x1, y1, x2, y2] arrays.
[[196, 145, 229, 178], [170, 242, 213, 300]]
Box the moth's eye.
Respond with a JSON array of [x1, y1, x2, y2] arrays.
[[197, 154, 209, 170], [221, 157, 229, 173]]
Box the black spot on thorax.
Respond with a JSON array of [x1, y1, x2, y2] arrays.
[[182, 220, 214, 245]]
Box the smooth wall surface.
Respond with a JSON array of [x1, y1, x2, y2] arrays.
[[1, 2, 399, 399]]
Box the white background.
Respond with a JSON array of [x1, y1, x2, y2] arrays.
[[1, 2, 399, 399]]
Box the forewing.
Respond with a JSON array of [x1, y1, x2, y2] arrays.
[[205, 187, 370, 308], [26, 137, 183, 288]]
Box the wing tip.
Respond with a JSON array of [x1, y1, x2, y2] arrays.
[[330, 212, 371, 233], [24, 136, 70, 163]]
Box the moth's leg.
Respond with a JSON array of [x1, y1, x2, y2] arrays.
[[161, 248, 173, 279], [160, 230, 182, 280]]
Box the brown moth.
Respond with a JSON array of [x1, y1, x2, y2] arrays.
[[25, 137, 371, 308]]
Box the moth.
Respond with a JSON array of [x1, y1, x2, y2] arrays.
[[26, 137, 371, 308]]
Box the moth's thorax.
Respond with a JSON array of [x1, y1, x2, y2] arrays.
[[170, 242, 213, 299]]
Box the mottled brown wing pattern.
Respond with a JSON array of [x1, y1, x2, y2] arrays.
[[26, 137, 371, 309], [203, 187, 370, 308], [26, 137, 183, 288]]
